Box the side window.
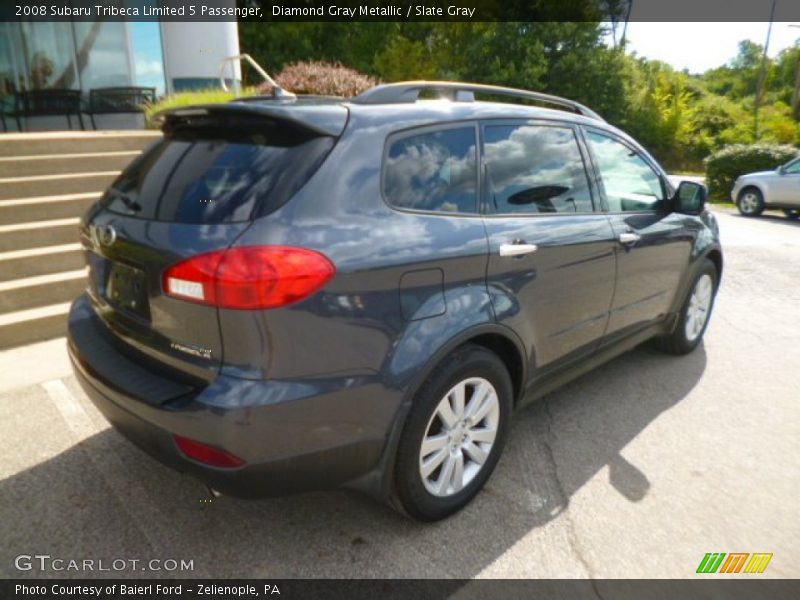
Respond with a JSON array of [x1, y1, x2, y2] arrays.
[[384, 127, 477, 213], [783, 158, 800, 174], [483, 124, 594, 214], [586, 131, 665, 212]]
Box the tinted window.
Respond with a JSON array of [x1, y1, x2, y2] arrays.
[[384, 127, 477, 213], [104, 127, 334, 224], [484, 124, 594, 214], [586, 131, 665, 212]]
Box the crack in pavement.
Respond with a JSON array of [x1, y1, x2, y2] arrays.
[[541, 396, 605, 599]]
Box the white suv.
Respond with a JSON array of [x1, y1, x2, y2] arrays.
[[732, 157, 800, 219]]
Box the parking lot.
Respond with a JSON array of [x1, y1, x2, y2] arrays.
[[1, 207, 798, 579]]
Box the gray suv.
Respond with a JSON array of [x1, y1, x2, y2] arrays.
[[68, 81, 722, 521]]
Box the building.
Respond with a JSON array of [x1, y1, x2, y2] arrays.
[[0, 3, 241, 130]]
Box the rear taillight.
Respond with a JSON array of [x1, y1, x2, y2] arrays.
[[163, 246, 335, 310], [174, 435, 245, 468]]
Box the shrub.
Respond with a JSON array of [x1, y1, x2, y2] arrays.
[[703, 143, 799, 200], [258, 61, 376, 97]]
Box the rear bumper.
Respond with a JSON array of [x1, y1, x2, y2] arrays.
[[67, 294, 400, 497]]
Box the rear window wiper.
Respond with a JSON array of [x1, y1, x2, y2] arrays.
[[109, 189, 142, 213]]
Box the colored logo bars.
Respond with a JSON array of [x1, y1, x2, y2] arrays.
[[696, 553, 773, 574]]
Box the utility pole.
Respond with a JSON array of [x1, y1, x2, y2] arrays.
[[620, 0, 633, 51], [610, 0, 633, 50], [790, 24, 800, 119], [754, 0, 777, 140]]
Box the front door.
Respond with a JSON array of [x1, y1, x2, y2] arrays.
[[582, 128, 693, 341], [771, 158, 800, 205], [481, 121, 617, 378]]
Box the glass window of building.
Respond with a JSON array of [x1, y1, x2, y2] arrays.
[[73, 21, 133, 90], [19, 22, 79, 89], [129, 21, 166, 95]]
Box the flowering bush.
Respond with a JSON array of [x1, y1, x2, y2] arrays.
[[258, 61, 377, 97]]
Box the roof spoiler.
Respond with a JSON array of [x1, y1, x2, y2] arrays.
[[154, 103, 348, 137], [352, 81, 604, 121]]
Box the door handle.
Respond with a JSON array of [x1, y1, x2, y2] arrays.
[[618, 232, 641, 245], [499, 242, 538, 257]]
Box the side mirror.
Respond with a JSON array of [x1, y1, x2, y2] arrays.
[[673, 181, 707, 215], [777, 165, 786, 175]]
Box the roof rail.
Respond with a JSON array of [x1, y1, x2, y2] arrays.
[[351, 81, 603, 121]]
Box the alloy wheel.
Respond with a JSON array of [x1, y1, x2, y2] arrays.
[[685, 273, 713, 342], [418, 377, 500, 497], [739, 192, 760, 214]]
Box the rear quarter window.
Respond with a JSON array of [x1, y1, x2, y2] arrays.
[[104, 123, 334, 224], [383, 126, 478, 214]]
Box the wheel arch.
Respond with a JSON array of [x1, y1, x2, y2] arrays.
[[737, 182, 766, 203], [403, 324, 528, 409], [354, 323, 527, 503], [667, 245, 723, 329], [705, 248, 723, 282], [468, 332, 526, 405]]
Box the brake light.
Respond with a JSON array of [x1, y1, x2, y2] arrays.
[[163, 246, 335, 310], [174, 435, 245, 468]]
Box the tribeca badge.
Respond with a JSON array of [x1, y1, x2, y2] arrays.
[[696, 552, 773, 574]]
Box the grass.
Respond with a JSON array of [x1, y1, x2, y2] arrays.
[[709, 200, 736, 208], [144, 88, 258, 128]]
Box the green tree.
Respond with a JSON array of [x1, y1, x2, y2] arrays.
[[773, 45, 800, 115], [373, 35, 437, 81], [236, 21, 799, 172]]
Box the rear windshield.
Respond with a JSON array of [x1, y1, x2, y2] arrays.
[[103, 122, 334, 224]]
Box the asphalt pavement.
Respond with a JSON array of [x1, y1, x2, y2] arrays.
[[1, 207, 798, 579]]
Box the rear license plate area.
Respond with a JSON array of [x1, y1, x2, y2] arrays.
[[105, 261, 149, 319]]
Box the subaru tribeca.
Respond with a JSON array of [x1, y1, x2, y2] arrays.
[[68, 81, 722, 521]]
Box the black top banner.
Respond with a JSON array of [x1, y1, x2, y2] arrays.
[[2, 0, 800, 23]]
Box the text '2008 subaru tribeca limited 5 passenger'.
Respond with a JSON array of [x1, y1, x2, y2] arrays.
[[68, 81, 722, 521]]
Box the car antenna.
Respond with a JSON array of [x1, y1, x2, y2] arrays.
[[219, 54, 296, 99]]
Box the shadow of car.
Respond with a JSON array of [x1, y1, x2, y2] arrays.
[[1, 342, 705, 578]]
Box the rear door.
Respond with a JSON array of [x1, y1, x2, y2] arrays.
[[79, 113, 336, 382], [481, 120, 617, 377], [582, 127, 693, 341]]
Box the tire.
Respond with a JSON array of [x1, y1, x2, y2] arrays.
[[783, 208, 800, 220], [737, 187, 764, 216], [393, 344, 513, 521], [655, 259, 718, 355]]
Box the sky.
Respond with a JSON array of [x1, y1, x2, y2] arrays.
[[619, 22, 800, 73], [129, 21, 166, 95]]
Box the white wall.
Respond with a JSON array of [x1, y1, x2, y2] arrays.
[[160, 21, 240, 93]]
